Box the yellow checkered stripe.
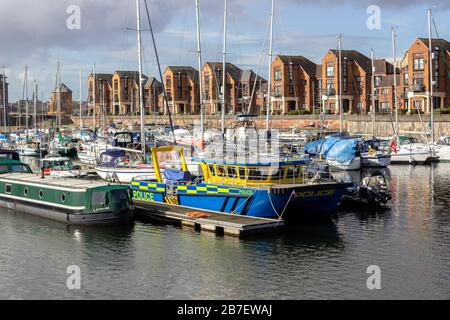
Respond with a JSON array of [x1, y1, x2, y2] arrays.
[[131, 181, 166, 193], [176, 184, 240, 195]]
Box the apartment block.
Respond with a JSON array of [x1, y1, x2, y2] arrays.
[[164, 66, 199, 115], [87, 73, 113, 117], [48, 83, 73, 117], [271, 55, 319, 114], [399, 38, 450, 113]]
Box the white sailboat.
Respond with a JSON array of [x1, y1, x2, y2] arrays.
[[361, 48, 391, 168], [389, 26, 435, 165]]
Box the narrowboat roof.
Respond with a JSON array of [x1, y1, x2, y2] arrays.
[[192, 157, 309, 167], [0, 173, 127, 190]]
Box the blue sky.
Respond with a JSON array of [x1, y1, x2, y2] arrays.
[[1, 0, 449, 102]]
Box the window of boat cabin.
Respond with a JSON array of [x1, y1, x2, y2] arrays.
[[11, 164, 31, 173], [227, 166, 238, 179], [216, 165, 227, 178], [238, 167, 246, 180], [92, 191, 108, 209], [0, 165, 8, 174]]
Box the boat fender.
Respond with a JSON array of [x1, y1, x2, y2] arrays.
[[187, 212, 210, 219], [368, 148, 376, 156]]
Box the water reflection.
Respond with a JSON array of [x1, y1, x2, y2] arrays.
[[0, 165, 449, 299]]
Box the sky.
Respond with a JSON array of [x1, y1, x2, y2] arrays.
[[0, 0, 449, 102]]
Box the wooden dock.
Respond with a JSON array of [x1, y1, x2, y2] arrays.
[[133, 200, 284, 237]]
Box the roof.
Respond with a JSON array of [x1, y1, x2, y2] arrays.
[[59, 83, 72, 93], [276, 55, 318, 77], [373, 59, 395, 75], [204, 62, 242, 81], [315, 65, 322, 78], [379, 74, 400, 87], [89, 73, 113, 86], [166, 66, 199, 83], [144, 77, 162, 88], [417, 38, 450, 52], [329, 49, 372, 73]]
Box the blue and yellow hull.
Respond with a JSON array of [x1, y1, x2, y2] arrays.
[[131, 180, 350, 219]]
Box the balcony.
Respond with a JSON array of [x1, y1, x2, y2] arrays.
[[412, 84, 425, 92]]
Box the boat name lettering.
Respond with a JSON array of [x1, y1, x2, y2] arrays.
[[296, 189, 336, 198], [133, 190, 154, 202]]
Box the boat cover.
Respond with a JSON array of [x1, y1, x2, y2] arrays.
[[324, 139, 358, 164], [304, 137, 357, 164], [163, 169, 192, 183]]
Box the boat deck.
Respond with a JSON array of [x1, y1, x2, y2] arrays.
[[0, 173, 115, 190], [134, 200, 284, 237]]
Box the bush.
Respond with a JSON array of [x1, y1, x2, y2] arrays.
[[287, 110, 300, 115], [440, 108, 450, 115]]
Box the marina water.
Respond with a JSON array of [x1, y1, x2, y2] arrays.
[[0, 164, 449, 299]]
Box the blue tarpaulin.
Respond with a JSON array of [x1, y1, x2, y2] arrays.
[[304, 139, 325, 155], [323, 139, 358, 164], [163, 169, 192, 183], [305, 137, 358, 164]]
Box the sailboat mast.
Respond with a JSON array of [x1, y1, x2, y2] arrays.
[[221, 0, 227, 136], [391, 27, 399, 144], [195, 0, 204, 143], [266, 0, 274, 133], [25, 66, 29, 135], [338, 34, 343, 134], [371, 48, 376, 137], [80, 70, 83, 131], [33, 80, 37, 131], [2, 67, 6, 131], [136, 0, 146, 161], [93, 64, 96, 131], [428, 8, 435, 154]]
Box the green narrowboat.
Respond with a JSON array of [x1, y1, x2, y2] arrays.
[[0, 159, 134, 225]]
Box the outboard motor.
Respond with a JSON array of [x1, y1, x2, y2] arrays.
[[357, 170, 391, 206]]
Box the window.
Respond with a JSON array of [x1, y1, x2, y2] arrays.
[[5, 184, 12, 194], [274, 69, 282, 81], [11, 164, 31, 173], [0, 165, 8, 174], [403, 73, 409, 85], [413, 58, 424, 71], [381, 102, 390, 111], [326, 65, 334, 77], [24, 187, 28, 196], [274, 86, 282, 97], [61, 193, 67, 203], [92, 191, 107, 209], [356, 77, 364, 89], [227, 167, 237, 178], [375, 76, 382, 87]]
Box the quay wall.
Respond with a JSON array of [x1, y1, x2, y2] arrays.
[[69, 115, 450, 138]]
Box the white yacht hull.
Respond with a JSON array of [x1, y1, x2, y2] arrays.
[[95, 166, 156, 183], [361, 154, 391, 168], [327, 157, 361, 171]]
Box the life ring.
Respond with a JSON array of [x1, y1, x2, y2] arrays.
[[368, 148, 376, 156]]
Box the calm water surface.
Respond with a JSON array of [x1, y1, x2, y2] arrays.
[[0, 164, 449, 299]]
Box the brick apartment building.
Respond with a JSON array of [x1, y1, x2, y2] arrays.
[[271, 55, 319, 114], [144, 77, 163, 114], [399, 38, 450, 114], [48, 83, 73, 117], [87, 73, 113, 117], [0, 74, 8, 107], [164, 66, 199, 115], [201, 62, 242, 115]]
